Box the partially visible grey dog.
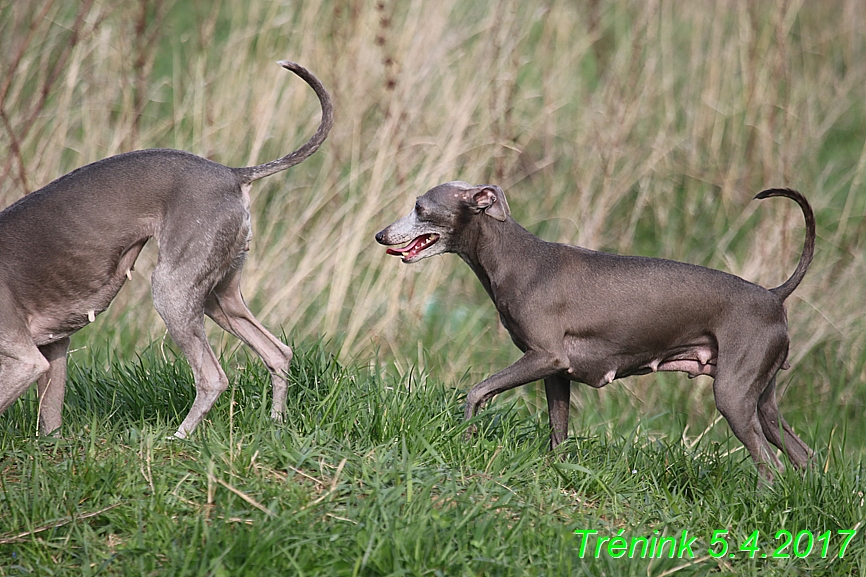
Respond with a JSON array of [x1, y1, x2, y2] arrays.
[[376, 182, 815, 480], [0, 61, 333, 439]]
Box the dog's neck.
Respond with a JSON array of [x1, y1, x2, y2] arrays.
[[455, 215, 545, 306]]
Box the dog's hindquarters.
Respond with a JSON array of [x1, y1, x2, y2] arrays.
[[150, 205, 238, 438], [0, 60, 333, 437]]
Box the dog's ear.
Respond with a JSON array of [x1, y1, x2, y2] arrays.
[[471, 185, 510, 222]]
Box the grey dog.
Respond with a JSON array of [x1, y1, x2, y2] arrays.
[[0, 61, 333, 439], [376, 182, 815, 480]]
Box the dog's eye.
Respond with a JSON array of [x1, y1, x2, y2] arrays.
[[415, 202, 425, 215]]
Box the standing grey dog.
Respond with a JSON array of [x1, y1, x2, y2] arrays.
[[376, 182, 815, 480], [0, 61, 333, 439]]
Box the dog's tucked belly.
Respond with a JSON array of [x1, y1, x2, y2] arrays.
[[563, 336, 718, 388], [28, 240, 148, 345]]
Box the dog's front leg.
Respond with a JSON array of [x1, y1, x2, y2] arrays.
[[544, 375, 571, 449], [464, 349, 568, 432], [36, 338, 70, 436]]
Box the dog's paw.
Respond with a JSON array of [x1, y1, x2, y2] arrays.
[[270, 409, 286, 424]]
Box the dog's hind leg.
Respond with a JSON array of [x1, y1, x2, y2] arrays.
[[544, 375, 570, 449], [0, 344, 50, 419], [36, 337, 70, 436], [757, 375, 813, 470], [714, 383, 781, 480], [152, 264, 229, 439], [204, 266, 293, 422], [0, 350, 50, 412], [0, 299, 51, 420], [713, 337, 788, 481]]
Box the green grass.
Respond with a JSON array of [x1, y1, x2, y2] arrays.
[[1, 342, 864, 576]]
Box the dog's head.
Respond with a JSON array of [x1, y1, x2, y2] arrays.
[[375, 181, 511, 263]]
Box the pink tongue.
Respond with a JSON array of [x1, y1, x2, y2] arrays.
[[386, 236, 427, 257]]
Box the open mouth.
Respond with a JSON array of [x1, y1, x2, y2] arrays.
[[385, 234, 439, 262]]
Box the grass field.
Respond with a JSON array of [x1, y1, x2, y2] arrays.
[[2, 0, 866, 574]]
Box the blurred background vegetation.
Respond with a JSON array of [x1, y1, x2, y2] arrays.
[[1, 0, 865, 452]]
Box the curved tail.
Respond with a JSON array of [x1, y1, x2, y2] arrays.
[[754, 188, 815, 301], [233, 60, 334, 184]]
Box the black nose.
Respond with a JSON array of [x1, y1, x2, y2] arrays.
[[375, 230, 386, 244]]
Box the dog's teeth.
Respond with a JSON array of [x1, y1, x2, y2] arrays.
[[87, 310, 95, 322], [126, 269, 133, 280]]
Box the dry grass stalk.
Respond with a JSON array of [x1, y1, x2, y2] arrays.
[[1, 1, 864, 396]]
